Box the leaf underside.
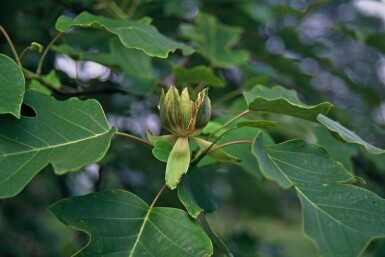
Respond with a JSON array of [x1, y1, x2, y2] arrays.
[[252, 134, 385, 257], [244, 85, 332, 122], [0, 90, 116, 198], [55, 12, 194, 58], [49, 189, 213, 257]]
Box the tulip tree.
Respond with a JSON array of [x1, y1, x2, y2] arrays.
[[1, 1, 385, 257]]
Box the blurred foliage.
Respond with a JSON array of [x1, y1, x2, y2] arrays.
[[1, 0, 385, 256]]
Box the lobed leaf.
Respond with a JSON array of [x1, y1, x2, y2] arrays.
[[49, 189, 213, 257], [252, 133, 385, 257], [244, 85, 332, 122], [174, 66, 224, 88], [180, 13, 249, 67], [55, 12, 194, 58], [0, 54, 25, 118], [0, 90, 116, 198]]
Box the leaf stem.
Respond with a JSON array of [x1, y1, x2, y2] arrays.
[[36, 32, 63, 75], [19, 46, 31, 63], [127, 0, 140, 19], [114, 132, 153, 147], [206, 110, 250, 140], [149, 184, 167, 209], [0, 25, 21, 65], [208, 140, 253, 153]]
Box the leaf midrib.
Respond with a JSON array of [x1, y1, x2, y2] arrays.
[[0, 131, 109, 157]]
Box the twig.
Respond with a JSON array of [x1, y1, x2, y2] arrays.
[[0, 25, 20, 65], [206, 110, 250, 139], [36, 32, 64, 75], [114, 131, 153, 147]]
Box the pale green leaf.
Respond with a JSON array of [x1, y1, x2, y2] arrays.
[[55, 12, 194, 58], [152, 140, 173, 162], [49, 189, 213, 257], [317, 114, 385, 154], [0, 90, 116, 198], [174, 66, 224, 88], [29, 70, 61, 95], [253, 133, 385, 257], [181, 13, 249, 67], [0, 54, 25, 118], [166, 136, 190, 189], [178, 167, 216, 218], [244, 85, 332, 122], [193, 137, 240, 163]]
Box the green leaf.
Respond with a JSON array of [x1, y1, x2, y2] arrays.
[[252, 134, 385, 257], [181, 13, 249, 67], [193, 137, 240, 163], [0, 90, 116, 198], [236, 120, 281, 129], [152, 140, 173, 162], [166, 137, 190, 189], [55, 12, 194, 58], [0, 54, 25, 118], [244, 85, 333, 122], [196, 215, 233, 257], [174, 66, 224, 88], [30, 70, 61, 95], [317, 114, 384, 154], [49, 189, 213, 257], [178, 167, 216, 218]]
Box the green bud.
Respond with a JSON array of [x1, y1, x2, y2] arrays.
[[159, 87, 211, 137], [30, 42, 44, 53]]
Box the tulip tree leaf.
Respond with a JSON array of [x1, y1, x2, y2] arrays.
[[178, 167, 216, 218], [0, 54, 25, 118], [0, 90, 116, 198], [180, 13, 249, 67], [196, 215, 233, 257], [193, 137, 240, 163], [252, 133, 385, 257], [244, 85, 333, 122], [317, 114, 385, 155], [174, 66, 224, 88], [49, 189, 213, 257], [55, 11, 194, 58]]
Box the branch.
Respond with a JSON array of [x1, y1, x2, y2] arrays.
[[0, 25, 20, 65]]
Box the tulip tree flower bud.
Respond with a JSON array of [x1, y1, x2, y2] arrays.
[[157, 87, 211, 189], [159, 87, 211, 137]]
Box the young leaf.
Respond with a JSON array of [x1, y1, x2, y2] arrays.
[[243, 85, 332, 122], [253, 134, 385, 257], [0, 90, 116, 198], [166, 137, 190, 189], [152, 140, 173, 162], [55, 12, 194, 58], [0, 54, 25, 118], [193, 137, 240, 163], [178, 167, 216, 218], [174, 66, 224, 88], [180, 13, 249, 67], [317, 114, 385, 154], [49, 189, 213, 257]]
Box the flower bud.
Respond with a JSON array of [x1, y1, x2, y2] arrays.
[[159, 87, 211, 136]]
